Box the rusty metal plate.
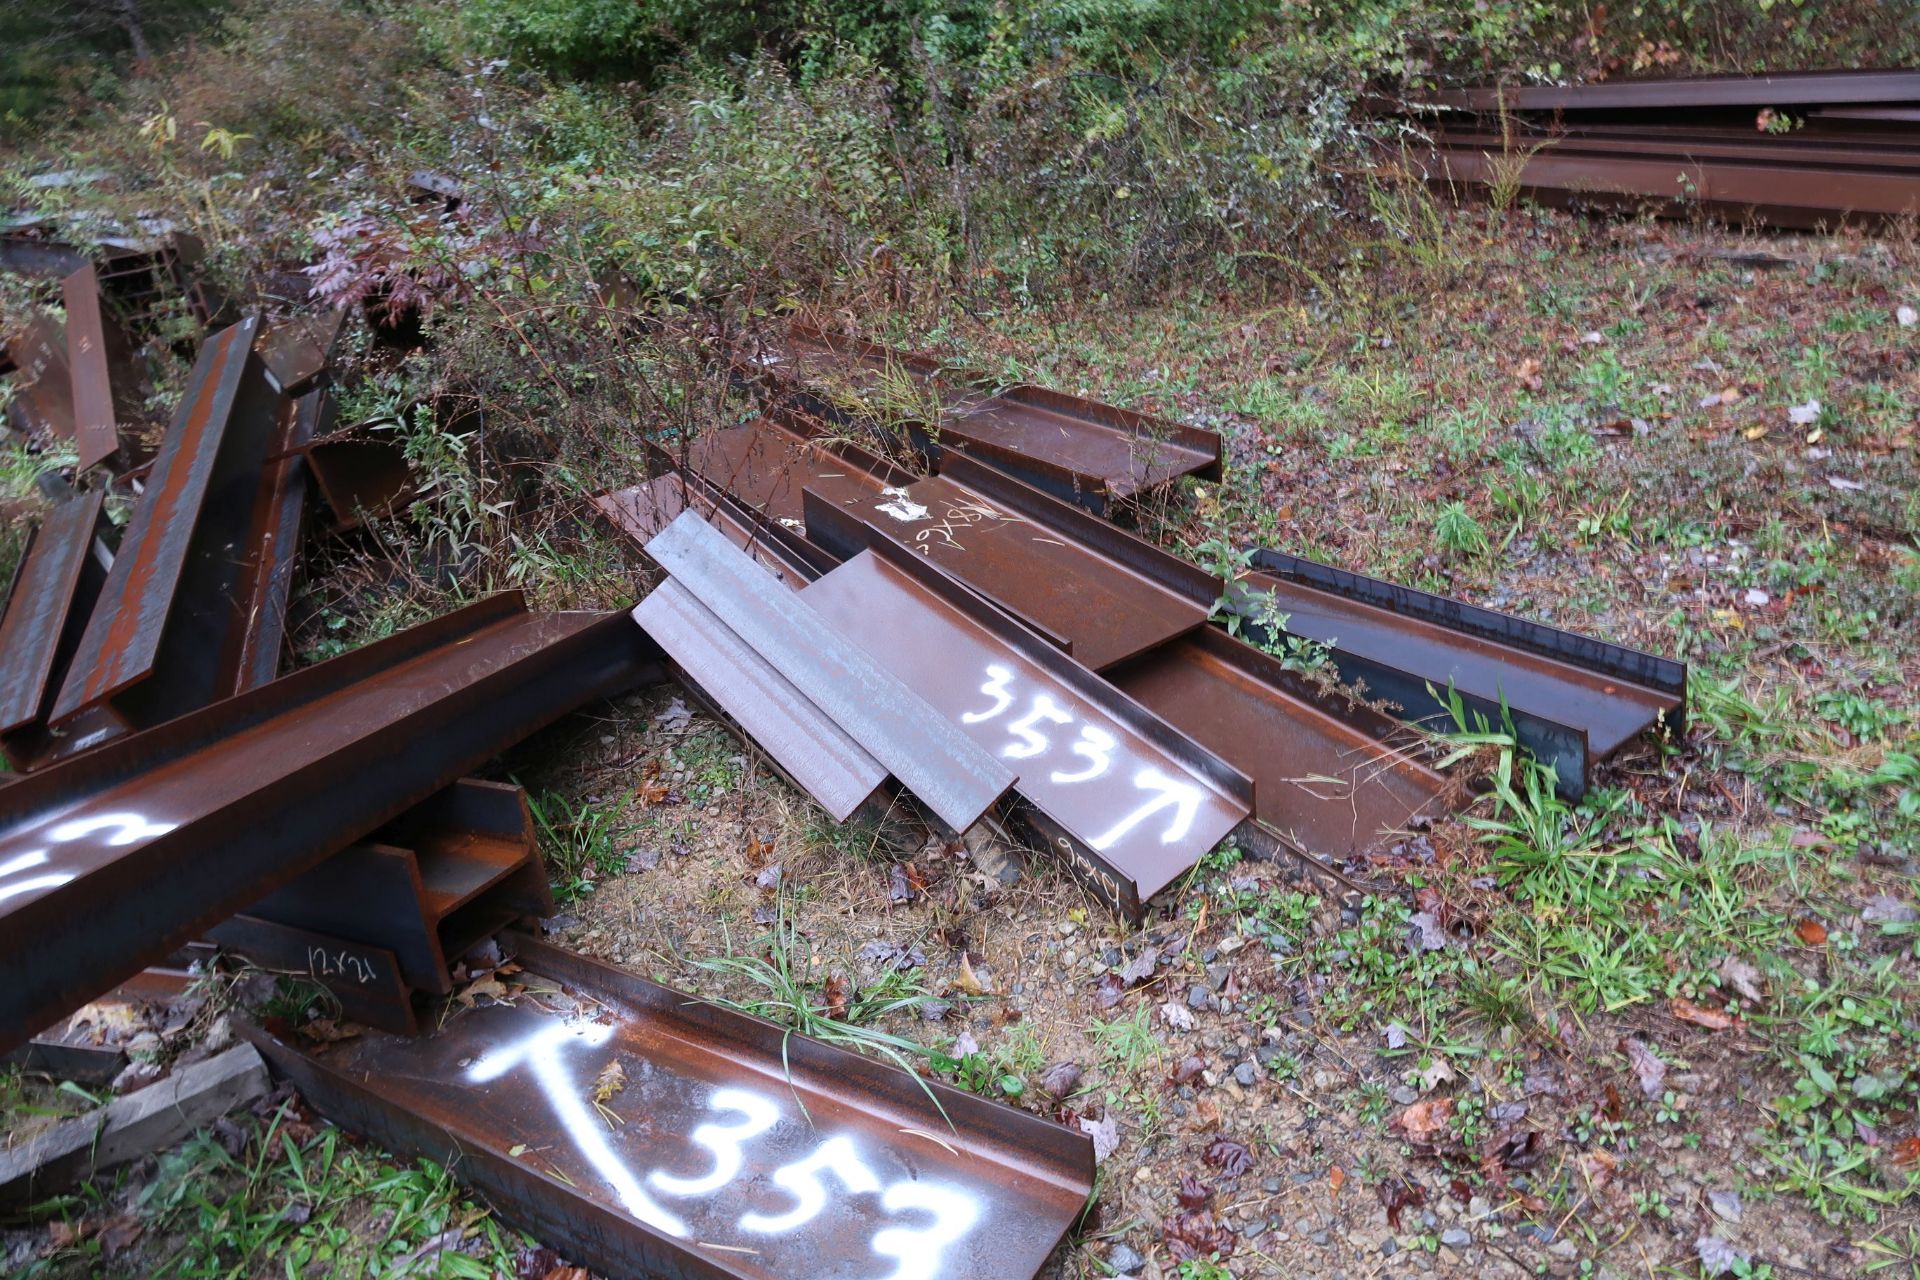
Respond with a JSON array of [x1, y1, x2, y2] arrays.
[[4, 316, 75, 441], [0, 493, 111, 763], [1239, 553, 1684, 798], [230, 387, 325, 692], [0, 595, 658, 1056], [305, 434, 412, 531], [256, 307, 347, 395], [935, 384, 1221, 511], [60, 265, 139, 471], [801, 537, 1250, 914], [1415, 69, 1920, 113], [245, 936, 1095, 1280], [682, 416, 894, 530], [596, 473, 827, 591], [635, 579, 886, 822], [50, 317, 293, 729], [802, 457, 1214, 672], [646, 512, 1013, 835], [1108, 627, 1451, 862]]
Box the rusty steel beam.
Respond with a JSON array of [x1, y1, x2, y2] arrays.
[[1414, 69, 1920, 113], [805, 452, 1218, 671], [49, 317, 291, 734], [1107, 626, 1453, 865], [1238, 551, 1685, 799], [256, 308, 347, 396], [677, 413, 907, 531], [800, 526, 1251, 917], [0, 594, 659, 1056], [215, 777, 554, 1032], [642, 512, 1014, 835], [61, 265, 140, 471], [596, 471, 831, 590], [1416, 140, 1920, 228], [0, 493, 113, 771], [305, 435, 413, 531], [4, 316, 75, 442], [244, 935, 1095, 1280], [229, 385, 325, 692]]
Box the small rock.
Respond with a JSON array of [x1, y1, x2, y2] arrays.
[[1233, 1062, 1258, 1087], [1390, 1085, 1418, 1105], [1441, 1228, 1471, 1247], [1107, 1243, 1145, 1274], [1708, 1189, 1743, 1223], [1187, 984, 1211, 1010]]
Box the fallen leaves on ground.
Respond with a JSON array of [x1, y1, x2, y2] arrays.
[[1078, 1111, 1120, 1163], [1203, 1134, 1254, 1177], [1717, 955, 1764, 1002], [1036, 1061, 1083, 1099], [1378, 1176, 1427, 1230], [591, 1060, 626, 1104], [1395, 1097, 1455, 1143], [1795, 918, 1829, 945], [1159, 1000, 1195, 1030], [815, 973, 850, 1021], [1671, 997, 1737, 1030], [1622, 1037, 1668, 1098]]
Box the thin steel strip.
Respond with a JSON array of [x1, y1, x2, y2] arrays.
[[645, 511, 1014, 833], [60, 266, 123, 470], [0, 492, 108, 737]]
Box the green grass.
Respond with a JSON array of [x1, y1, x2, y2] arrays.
[[526, 787, 630, 903]]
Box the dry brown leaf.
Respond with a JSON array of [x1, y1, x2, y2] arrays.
[[1396, 1097, 1455, 1143], [591, 1060, 626, 1104], [954, 954, 987, 997], [1794, 918, 1828, 946], [1328, 1164, 1346, 1198], [1671, 997, 1737, 1031]]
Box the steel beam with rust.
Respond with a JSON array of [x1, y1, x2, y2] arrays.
[[61, 264, 141, 471], [50, 317, 291, 737], [0, 593, 659, 1057], [0, 493, 113, 771], [244, 935, 1095, 1280]]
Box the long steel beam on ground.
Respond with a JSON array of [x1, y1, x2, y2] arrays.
[[1235, 551, 1684, 799], [799, 526, 1251, 916], [644, 511, 1015, 834], [1412, 69, 1920, 113], [0, 493, 112, 770], [60, 265, 140, 471], [0, 594, 658, 1057], [244, 935, 1095, 1280], [50, 317, 295, 735]]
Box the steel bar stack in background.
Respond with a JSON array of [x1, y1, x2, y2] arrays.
[[1390, 68, 1920, 228]]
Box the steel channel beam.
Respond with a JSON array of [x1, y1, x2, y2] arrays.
[[243, 934, 1095, 1280], [645, 511, 1013, 834], [597, 472, 830, 590], [934, 384, 1222, 512], [0, 236, 89, 280], [1414, 69, 1920, 113], [802, 456, 1216, 672], [799, 527, 1251, 917], [1107, 626, 1454, 864], [305, 433, 413, 531], [678, 414, 902, 531], [1425, 127, 1920, 173], [0, 594, 659, 1056], [50, 317, 291, 732], [1416, 143, 1920, 227], [60, 265, 137, 471], [0, 494, 114, 771], [1240, 551, 1685, 798], [256, 308, 347, 396], [230, 385, 325, 692]]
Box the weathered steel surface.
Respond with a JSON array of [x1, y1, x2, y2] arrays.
[[646, 511, 1014, 834], [4, 316, 75, 441], [1240, 551, 1684, 798], [681, 416, 895, 530], [0, 595, 658, 1057], [802, 536, 1251, 915], [230, 387, 325, 692], [597, 472, 830, 590], [256, 308, 347, 395], [305, 434, 411, 530], [935, 384, 1222, 511], [0, 235, 88, 280], [60, 265, 138, 471], [0, 493, 111, 768], [209, 913, 419, 1032], [235, 778, 551, 1000], [245, 935, 1095, 1280], [1417, 69, 1920, 113], [1109, 627, 1451, 862], [635, 579, 887, 821], [4, 967, 194, 1084], [1417, 141, 1920, 227], [50, 317, 288, 729], [803, 457, 1215, 671]]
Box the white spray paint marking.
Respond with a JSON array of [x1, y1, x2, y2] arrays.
[[48, 811, 177, 846], [959, 665, 1014, 724], [1089, 767, 1204, 851], [1002, 695, 1072, 759], [1049, 725, 1117, 784], [648, 1088, 779, 1197], [871, 1181, 984, 1280], [0, 849, 72, 905], [467, 1022, 688, 1237], [739, 1134, 881, 1234]]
